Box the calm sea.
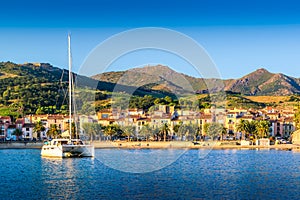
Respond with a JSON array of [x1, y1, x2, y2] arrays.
[[1, 148, 300, 200]]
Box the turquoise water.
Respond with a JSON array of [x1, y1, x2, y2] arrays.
[[1, 149, 300, 199]]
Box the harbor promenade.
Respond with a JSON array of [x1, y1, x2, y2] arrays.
[[0, 140, 298, 151]]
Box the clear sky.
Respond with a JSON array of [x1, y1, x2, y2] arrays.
[[0, 0, 300, 79]]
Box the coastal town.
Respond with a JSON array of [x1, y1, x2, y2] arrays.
[[1, 104, 299, 146]]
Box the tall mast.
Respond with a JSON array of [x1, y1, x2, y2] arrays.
[[68, 34, 72, 140]]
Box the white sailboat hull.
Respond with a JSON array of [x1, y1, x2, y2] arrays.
[[41, 143, 94, 158]]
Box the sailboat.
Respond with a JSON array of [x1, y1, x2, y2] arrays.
[[41, 34, 95, 158]]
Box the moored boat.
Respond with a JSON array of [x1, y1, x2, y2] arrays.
[[41, 138, 94, 157], [41, 34, 94, 158]]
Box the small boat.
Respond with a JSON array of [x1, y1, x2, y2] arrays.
[[41, 34, 94, 158]]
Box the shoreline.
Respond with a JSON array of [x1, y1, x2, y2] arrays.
[[0, 141, 299, 151]]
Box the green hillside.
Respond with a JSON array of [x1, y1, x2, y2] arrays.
[[0, 62, 70, 117]]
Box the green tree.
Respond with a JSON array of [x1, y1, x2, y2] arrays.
[[173, 124, 181, 136], [178, 124, 194, 141], [33, 121, 45, 139], [139, 124, 152, 141], [159, 123, 170, 142], [47, 124, 60, 139], [82, 123, 102, 141], [164, 96, 173, 104], [122, 125, 135, 141], [194, 125, 201, 141], [294, 109, 300, 130], [13, 129, 23, 140], [256, 120, 270, 139], [91, 123, 103, 141], [152, 127, 160, 141], [221, 126, 227, 140], [204, 122, 224, 140], [236, 119, 247, 140], [104, 124, 120, 141], [236, 120, 257, 140], [245, 121, 258, 139], [35, 107, 43, 115]]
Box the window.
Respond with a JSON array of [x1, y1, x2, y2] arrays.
[[102, 114, 109, 119], [26, 128, 29, 131]]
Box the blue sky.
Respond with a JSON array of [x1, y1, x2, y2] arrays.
[[0, 0, 300, 79]]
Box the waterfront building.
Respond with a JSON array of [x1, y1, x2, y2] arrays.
[[6, 125, 16, 140], [22, 123, 35, 140], [0, 116, 11, 140], [15, 118, 25, 130], [47, 115, 65, 131], [270, 117, 295, 137]]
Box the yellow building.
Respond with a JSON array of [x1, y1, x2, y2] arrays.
[[292, 130, 300, 144]]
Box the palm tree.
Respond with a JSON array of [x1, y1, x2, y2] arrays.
[[236, 120, 257, 140], [122, 125, 134, 141], [245, 121, 258, 140], [104, 124, 120, 141], [203, 123, 209, 140], [204, 122, 224, 140], [191, 124, 201, 141], [92, 123, 103, 141], [178, 124, 196, 141], [82, 123, 93, 140], [160, 123, 170, 142], [82, 123, 102, 141], [33, 121, 45, 140], [139, 124, 152, 141], [221, 126, 227, 140], [173, 124, 181, 139], [47, 124, 60, 139], [236, 119, 247, 140], [13, 129, 23, 140], [153, 127, 160, 141], [256, 120, 270, 139]]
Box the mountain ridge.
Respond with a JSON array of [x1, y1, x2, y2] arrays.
[[92, 65, 300, 96]]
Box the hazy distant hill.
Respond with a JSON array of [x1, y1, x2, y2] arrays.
[[92, 65, 300, 96]]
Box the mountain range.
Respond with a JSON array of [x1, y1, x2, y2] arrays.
[[1, 61, 300, 99], [92, 65, 300, 96]]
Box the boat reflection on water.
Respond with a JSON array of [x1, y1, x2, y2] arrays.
[[41, 156, 95, 199]]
